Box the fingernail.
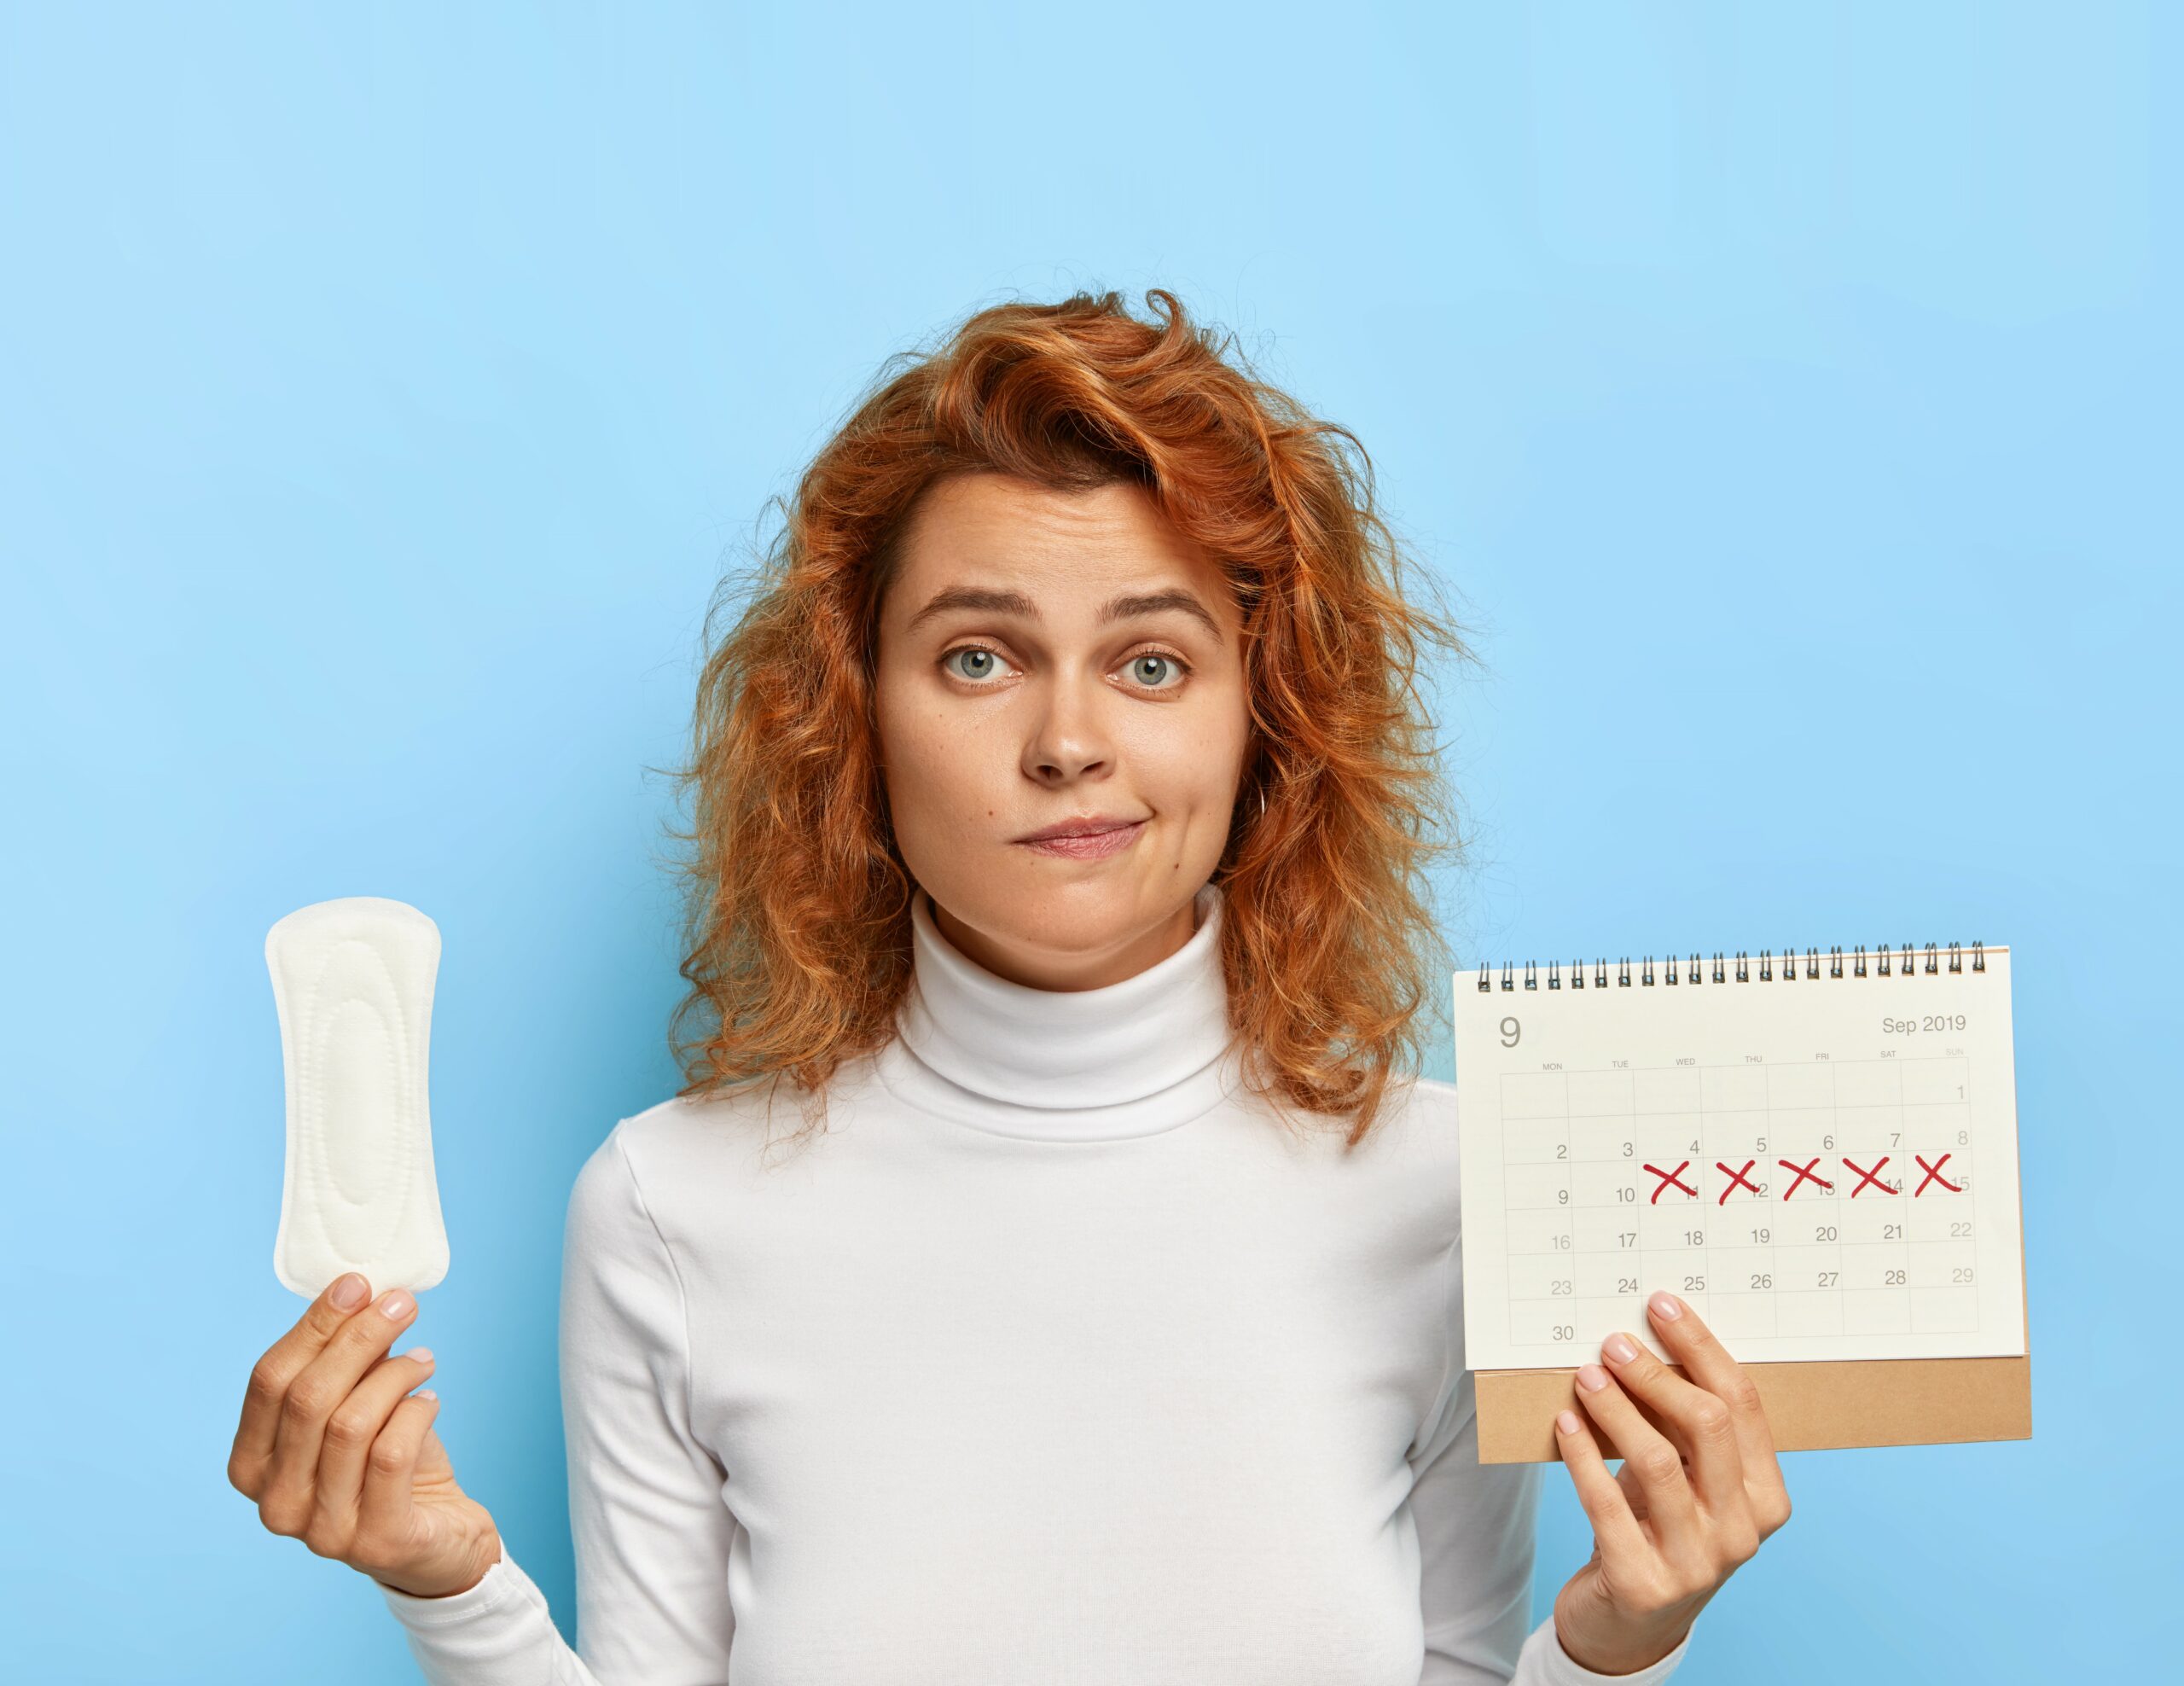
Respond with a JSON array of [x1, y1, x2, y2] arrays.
[[1576, 1363, 1610, 1392], [331, 1274, 368, 1311], [417, 1388, 438, 1401], [1649, 1290, 1682, 1321], [406, 1347, 434, 1367], [1604, 1333, 1639, 1364], [1557, 1409, 1582, 1434], [378, 1289, 414, 1321]]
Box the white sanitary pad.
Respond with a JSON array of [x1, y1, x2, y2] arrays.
[[264, 896, 450, 1299]]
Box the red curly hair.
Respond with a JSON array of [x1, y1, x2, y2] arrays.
[[665, 288, 1472, 1148]]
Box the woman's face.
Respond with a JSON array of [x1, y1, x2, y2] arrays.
[[873, 471, 1252, 991]]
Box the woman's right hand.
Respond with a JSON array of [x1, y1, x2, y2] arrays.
[[229, 1272, 503, 1599]]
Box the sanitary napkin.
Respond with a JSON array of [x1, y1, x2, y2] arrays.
[[264, 896, 450, 1299]]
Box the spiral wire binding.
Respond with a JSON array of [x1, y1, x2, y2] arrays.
[[1475, 940, 1986, 992]]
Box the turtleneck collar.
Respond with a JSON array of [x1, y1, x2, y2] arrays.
[[880, 880, 1244, 1142]]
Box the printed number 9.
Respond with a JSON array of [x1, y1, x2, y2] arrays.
[[1500, 1016, 1520, 1048]]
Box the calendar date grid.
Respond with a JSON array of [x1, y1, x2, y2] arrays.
[[1497, 1054, 1980, 1348]]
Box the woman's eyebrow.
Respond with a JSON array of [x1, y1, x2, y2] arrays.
[[905, 584, 1223, 642]]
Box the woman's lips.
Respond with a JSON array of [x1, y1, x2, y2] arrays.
[[1015, 819, 1147, 860]]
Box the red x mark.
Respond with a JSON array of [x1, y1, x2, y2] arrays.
[[1715, 1159, 1761, 1205], [1643, 1160, 1697, 1203], [1842, 1155, 1895, 1197], [1914, 1153, 1963, 1196], [1777, 1156, 1834, 1200]]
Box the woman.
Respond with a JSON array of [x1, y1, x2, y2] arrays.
[[229, 289, 1790, 1683]]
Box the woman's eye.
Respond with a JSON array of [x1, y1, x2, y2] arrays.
[[1127, 653, 1188, 689], [944, 647, 1007, 682]]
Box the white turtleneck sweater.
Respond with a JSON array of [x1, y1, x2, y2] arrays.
[[378, 881, 1692, 1684]]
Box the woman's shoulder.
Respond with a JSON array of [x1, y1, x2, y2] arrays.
[[1246, 1069, 1465, 1240], [1401, 1072, 1458, 1120], [591, 1053, 889, 1198], [606, 1072, 820, 1171], [1342, 1072, 1465, 1241], [1363, 1070, 1461, 1162]]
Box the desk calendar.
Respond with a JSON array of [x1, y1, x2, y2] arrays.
[[1455, 943, 2030, 1458]]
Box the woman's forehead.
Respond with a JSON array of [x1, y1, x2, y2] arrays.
[[887, 475, 1234, 627]]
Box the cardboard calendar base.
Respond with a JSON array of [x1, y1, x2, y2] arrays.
[[1474, 1353, 2032, 1464]]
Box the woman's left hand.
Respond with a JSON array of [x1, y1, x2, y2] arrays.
[[1548, 1289, 1792, 1675]]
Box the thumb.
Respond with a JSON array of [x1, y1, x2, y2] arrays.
[[414, 1424, 456, 1488]]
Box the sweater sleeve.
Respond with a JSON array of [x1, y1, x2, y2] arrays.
[[377, 1124, 741, 1683], [1409, 1241, 1692, 1685]]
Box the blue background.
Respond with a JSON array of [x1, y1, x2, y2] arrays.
[[5, 3, 2170, 1678]]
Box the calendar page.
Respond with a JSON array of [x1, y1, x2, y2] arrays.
[[1455, 945, 2024, 1371]]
